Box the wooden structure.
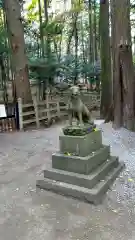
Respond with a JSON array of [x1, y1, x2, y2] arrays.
[[18, 93, 101, 130], [0, 102, 18, 133], [0, 117, 16, 132]]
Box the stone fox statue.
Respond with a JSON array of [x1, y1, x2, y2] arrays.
[[67, 85, 91, 125]]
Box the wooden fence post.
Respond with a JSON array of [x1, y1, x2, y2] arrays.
[[57, 101, 60, 118], [46, 94, 51, 123], [33, 97, 40, 128], [18, 98, 23, 130]]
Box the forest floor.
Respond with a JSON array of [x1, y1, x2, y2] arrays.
[[0, 121, 135, 240]]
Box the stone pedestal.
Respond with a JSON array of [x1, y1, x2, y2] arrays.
[[36, 125, 125, 204]]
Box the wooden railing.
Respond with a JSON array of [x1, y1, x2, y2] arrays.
[[18, 96, 67, 130], [18, 93, 100, 130]]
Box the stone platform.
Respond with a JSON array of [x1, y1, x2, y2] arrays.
[[36, 125, 125, 204]]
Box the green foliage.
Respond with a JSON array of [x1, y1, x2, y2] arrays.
[[26, 0, 40, 22], [0, 0, 3, 9], [21, 0, 101, 85], [63, 123, 96, 136], [1, 0, 102, 98], [27, 0, 37, 11], [42, 21, 64, 36], [0, 25, 8, 55], [28, 53, 62, 83], [28, 50, 100, 85], [133, 55, 135, 65]]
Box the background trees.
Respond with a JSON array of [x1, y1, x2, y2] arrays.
[[0, 0, 135, 130]]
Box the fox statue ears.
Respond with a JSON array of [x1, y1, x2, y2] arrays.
[[69, 85, 80, 95]]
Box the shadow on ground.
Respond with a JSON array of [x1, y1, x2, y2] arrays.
[[0, 122, 135, 240]]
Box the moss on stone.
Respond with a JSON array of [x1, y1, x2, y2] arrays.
[[63, 123, 96, 136]]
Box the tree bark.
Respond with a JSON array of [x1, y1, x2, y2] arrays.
[[93, 0, 98, 61], [88, 0, 93, 64], [4, 0, 32, 103], [80, 15, 87, 83], [111, 0, 135, 130], [74, 12, 78, 84], [99, 0, 112, 121], [38, 0, 44, 57]]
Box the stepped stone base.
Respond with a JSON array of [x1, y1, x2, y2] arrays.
[[36, 162, 124, 205], [52, 146, 110, 174], [36, 126, 125, 204]]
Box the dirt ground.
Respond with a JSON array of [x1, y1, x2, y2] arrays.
[[0, 122, 135, 240]]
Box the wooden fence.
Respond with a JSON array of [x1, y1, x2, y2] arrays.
[[18, 93, 101, 130], [0, 102, 19, 133], [0, 116, 16, 132], [18, 96, 67, 130]]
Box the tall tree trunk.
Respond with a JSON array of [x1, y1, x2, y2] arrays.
[[66, 26, 74, 54], [100, 0, 112, 120], [88, 0, 93, 64], [66, 14, 78, 83], [38, 0, 44, 57], [43, 0, 51, 96], [43, 0, 50, 56], [111, 0, 135, 130], [0, 55, 8, 103], [4, 0, 32, 103], [81, 15, 87, 83], [74, 13, 78, 84], [93, 0, 98, 61]]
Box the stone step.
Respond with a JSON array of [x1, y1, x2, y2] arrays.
[[36, 162, 125, 205], [59, 130, 102, 157], [44, 156, 118, 189], [52, 145, 110, 174]]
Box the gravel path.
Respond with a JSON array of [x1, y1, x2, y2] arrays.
[[0, 122, 135, 240]]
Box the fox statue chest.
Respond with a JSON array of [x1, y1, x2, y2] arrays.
[[69, 97, 82, 112]]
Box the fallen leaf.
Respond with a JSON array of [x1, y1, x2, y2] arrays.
[[112, 209, 118, 213], [128, 178, 134, 182], [25, 220, 29, 223]]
